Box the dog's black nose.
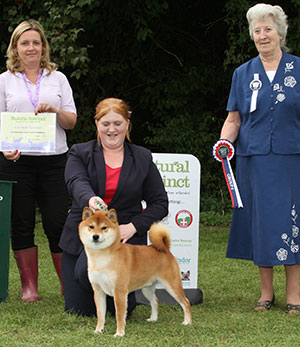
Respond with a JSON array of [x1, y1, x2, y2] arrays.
[[93, 234, 99, 242]]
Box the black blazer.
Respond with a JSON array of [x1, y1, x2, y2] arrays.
[[59, 140, 169, 255]]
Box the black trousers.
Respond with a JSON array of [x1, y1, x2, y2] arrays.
[[0, 153, 69, 252], [62, 250, 137, 317]]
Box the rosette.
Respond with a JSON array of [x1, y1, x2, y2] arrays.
[[212, 139, 235, 162], [212, 139, 243, 208]]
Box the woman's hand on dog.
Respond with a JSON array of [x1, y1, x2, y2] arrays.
[[119, 223, 137, 243], [88, 197, 136, 242]]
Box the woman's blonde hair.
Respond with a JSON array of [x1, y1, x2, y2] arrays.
[[94, 97, 132, 143], [246, 3, 289, 50], [6, 19, 56, 73]]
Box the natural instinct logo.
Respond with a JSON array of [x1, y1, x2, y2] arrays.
[[175, 209, 193, 228], [155, 160, 190, 188]]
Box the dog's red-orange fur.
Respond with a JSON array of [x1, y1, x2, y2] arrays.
[[79, 208, 192, 337]]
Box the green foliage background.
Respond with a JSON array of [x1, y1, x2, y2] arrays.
[[1, 0, 300, 213]]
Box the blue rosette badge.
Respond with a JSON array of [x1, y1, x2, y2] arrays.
[[212, 139, 243, 208]]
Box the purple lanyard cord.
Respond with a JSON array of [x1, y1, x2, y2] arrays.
[[22, 69, 42, 109]]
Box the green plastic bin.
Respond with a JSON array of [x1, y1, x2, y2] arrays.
[[0, 180, 15, 302]]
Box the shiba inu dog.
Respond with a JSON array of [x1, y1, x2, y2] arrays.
[[79, 208, 192, 337]]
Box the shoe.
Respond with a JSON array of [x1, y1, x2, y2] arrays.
[[286, 304, 300, 315], [13, 246, 40, 302], [254, 295, 275, 311], [51, 252, 64, 295]]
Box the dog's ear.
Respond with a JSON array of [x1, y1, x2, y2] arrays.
[[82, 207, 94, 220], [107, 209, 118, 222]]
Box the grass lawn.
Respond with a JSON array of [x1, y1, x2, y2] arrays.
[[0, 222, 299, 346]]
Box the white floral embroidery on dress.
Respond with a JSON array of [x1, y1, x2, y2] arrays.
[[285, 61, 294, 73], [292, 225, 299, 238], [273, 84, 285, 105], [291, 204, 297, 223], [276, 204, 300, 261], [276, 248, 288, 261], [273, 83, 283, 92], [276, 93, 286, 103], [281, 233, 290, 246], [291, 240, 299, 253], [284, 76, 297, 88]]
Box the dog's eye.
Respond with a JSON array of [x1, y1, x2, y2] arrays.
[[101, 226, 107, 231], [89, 225, 94, 229]]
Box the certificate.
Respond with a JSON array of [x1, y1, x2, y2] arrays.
[[0, 112, 56, 152]]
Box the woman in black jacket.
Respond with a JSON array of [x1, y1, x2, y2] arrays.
[[59, 97, 168, 317]]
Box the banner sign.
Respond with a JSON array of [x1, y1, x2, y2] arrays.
[[152, 153, 201, 289]]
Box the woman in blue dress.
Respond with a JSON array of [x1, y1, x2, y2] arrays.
[[220, 3, 300, 314]]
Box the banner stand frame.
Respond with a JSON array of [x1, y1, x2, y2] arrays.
[[136, 288, 203, 306]]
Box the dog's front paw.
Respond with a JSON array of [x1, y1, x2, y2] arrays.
[[113, 330, 125, 338], [146, 317, 157, 322], [182, 319, 192, 326], [94, 327, 104, 334]]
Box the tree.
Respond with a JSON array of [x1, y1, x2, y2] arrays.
[[1, 0, 300, 213]]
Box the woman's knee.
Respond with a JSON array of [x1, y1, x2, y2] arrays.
[[62, 251, 96, 316]]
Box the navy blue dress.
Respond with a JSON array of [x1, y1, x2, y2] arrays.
[[226, 51, 300, 266]]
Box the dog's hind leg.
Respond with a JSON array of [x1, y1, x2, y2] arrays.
[[141, 284, 159, 322], [113, 290, 128, 337], [92, 283, 107, 333], [160, 278, 192, 325]]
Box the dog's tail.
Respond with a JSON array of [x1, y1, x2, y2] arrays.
[[149, 222, 171, 253]]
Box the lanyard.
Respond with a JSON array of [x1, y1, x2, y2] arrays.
[[22, 69, 42, 109]]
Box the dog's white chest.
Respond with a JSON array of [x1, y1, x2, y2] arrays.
[[89, 270, 115, 297]]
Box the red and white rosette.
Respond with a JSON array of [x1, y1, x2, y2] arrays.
[[212, 139, 243, 208], [212, 139, 235, 162]]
